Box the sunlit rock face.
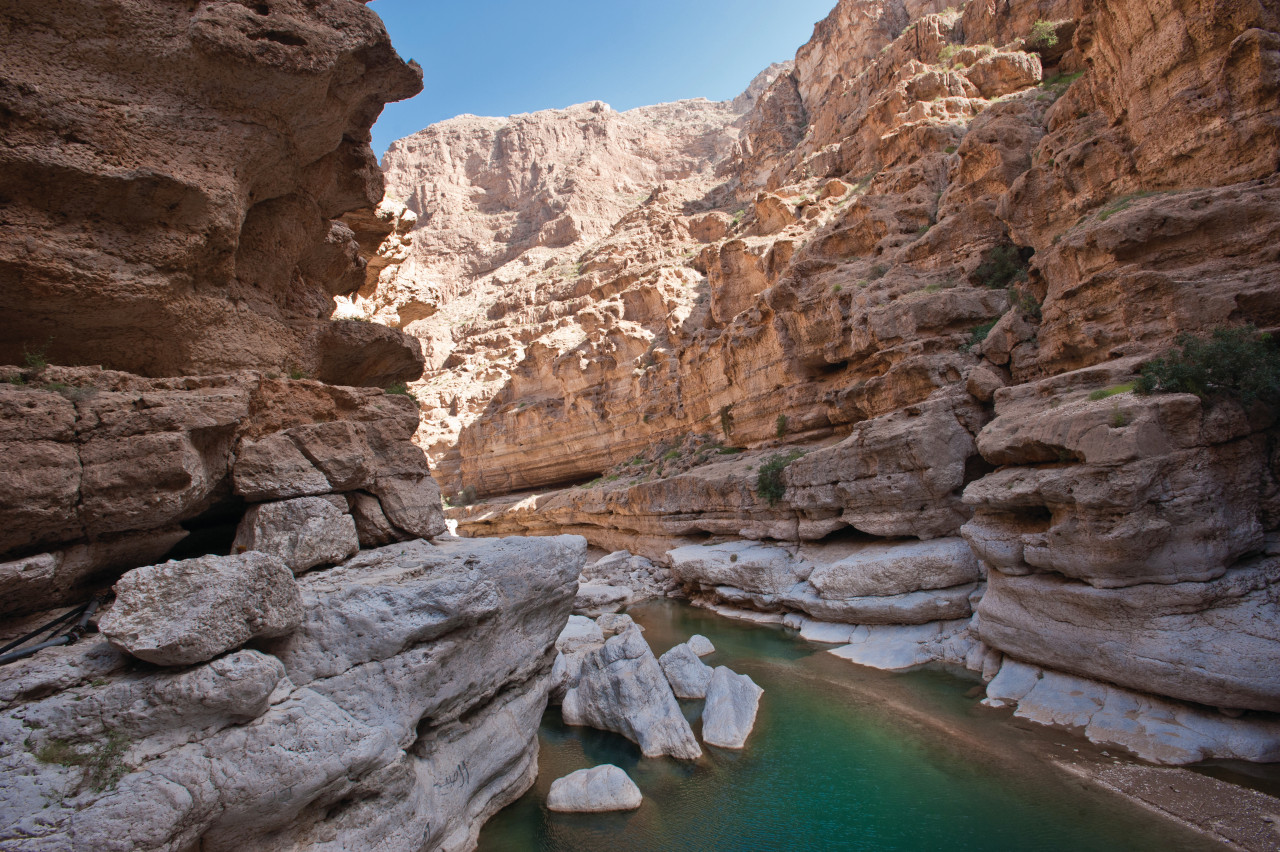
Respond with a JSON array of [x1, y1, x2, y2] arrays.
[[352, 0, 1280, 765], [0, 0, 424, 384]]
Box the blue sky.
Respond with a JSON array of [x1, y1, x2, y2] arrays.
[[368, 0, 837, 159]]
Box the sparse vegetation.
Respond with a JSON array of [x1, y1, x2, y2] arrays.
[[455, 485, 479, 506], [756, 450, 805, 505], [975, 244, 1030, 289], [663, 448, 680, 461], [731, 209, 746, 227], [1135, 326, 1280, 407], [832, 284, 843, 293], [287, 367, 308, 380], [944, 145, 958, 154], [1109, 405, 1129, 428], [775, 414, 788, 438], [924, 283, 942, 294], [1006, 285, 1042, 320], [868, 263, 889, 280], [22, 339, 51, 372], [385, 382, 411, 396], [719, 404, 735, 440], [962, 319, 1000, 352], [1096, 190, 1164, 222], [938, 44, 961, 65], [1029, 19, 1059, 49], [1088, 383, 1135, 401], [35, 732, 130, 793]]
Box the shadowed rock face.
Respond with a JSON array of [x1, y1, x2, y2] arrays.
[[0, 0, 423, 382]]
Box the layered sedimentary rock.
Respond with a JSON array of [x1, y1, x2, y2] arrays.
[[0, 366, 445, 617], [0, 536, 584, 852], [0, 0, 424, 384], [345, 0, 1280, 766]]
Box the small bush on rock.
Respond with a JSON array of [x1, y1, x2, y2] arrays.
[[975, 244, 1030, 290], [756, 450, 805, 505], [1029, 20, 1059, 48], [1135, 326, 1280, 407]]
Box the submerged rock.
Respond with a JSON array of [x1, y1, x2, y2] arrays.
[[659, 643, 714, 699], [702, 666, 763, 749], [547, 765, 643, 813], [561, 624, 701, 760], [99, 552, 301, 666]]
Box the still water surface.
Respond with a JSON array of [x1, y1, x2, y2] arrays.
[[477, 600, 1217, 852]]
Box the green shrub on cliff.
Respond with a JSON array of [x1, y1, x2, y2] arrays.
[[756, 450, 805, 505], [1135, 326, 1280, 406], [1029, 20, 1058, 49]]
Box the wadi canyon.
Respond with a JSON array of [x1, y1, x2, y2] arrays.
[[1, 0, 1279, 849]]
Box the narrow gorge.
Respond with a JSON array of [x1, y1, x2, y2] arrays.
[[1, 0, 1278, 850]]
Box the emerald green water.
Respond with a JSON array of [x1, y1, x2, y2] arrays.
[[477, 600, 1218, 852]]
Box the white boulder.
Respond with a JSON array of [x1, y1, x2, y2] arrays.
[[658, 643, 714, 699], [702, 666, 763, 749], [546, 765, 642, 813], [561, 625, 701, 760], [232, 495, 359, 574], [99, 552, 302, 666], [687, 634, 715, 656]]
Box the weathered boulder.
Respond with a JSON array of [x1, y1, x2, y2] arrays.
[[561, 624, 701, 760], [806, 538, 981, 598], [658, 643, 714, 699], [574, 583, 633, 617], [98, 552, 302, 666], [702, 666, 763, 749], [232, 496, 360, 574], [547, 765, 643, 813], [687, 634, 715, 657]]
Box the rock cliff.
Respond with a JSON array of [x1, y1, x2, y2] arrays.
[[358, 0, 1280, 766], [0, 0, 424, 385], [0, 2, 591, 849]]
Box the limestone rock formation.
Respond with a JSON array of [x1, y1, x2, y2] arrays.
[[0, 367, 444, 617], [573, 583, 632, 617], [559, 623, 702, 760], [546, 765, 643, 813], [0, 0, 424, 383], [687, 634, 715, 657], [391, 0, 1280, 767], [98, 552, 301, 666], [232, 496, 360, 574], [701, 666, 764, 749], [1, 535, 585, 851], [658, 642, 714, 699]]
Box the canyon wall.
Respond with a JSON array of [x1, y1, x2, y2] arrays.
[[362, 0, 1280, 764], [0, 2, 588, 849], [0, 0, 424, 385]]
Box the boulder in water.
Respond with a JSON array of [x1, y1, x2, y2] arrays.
[[547, 765, 643, 812], [659, 642, 714, 699], [702, 665, 763, 749]]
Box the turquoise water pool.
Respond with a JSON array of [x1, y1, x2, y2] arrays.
[[477, 600, 1217, 851]]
